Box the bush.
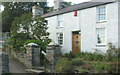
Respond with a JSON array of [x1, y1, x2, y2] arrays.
[[93, 61, 112, 72], [75, 52, 104, 61], [106, 43, 120, 62], [62, 52, 75, 60], [71, 57, 84, 66], [9, 33, 30, 51], [55, 58, 72, 73], [56, 51, 119, 73]]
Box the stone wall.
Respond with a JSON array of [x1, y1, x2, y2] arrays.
[[10, 51, 32, 69], [10, 45, 40, 69]]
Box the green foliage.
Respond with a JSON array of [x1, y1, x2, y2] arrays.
[[9, 33, 29, 51], [2, 2, 48, 32], [55, 51, 119, 73], [24, 39, 50, 51], [71, 57, 84, 66], [55, 58, 72, 73], [106, 43, 120, 62], [93, 61, 112, 72], [75, 52, 104, 61], [2, 1, 71, 32], [62, 52, 75, 60], [10, 12, 51, 53], [10, 12, 32, 34]]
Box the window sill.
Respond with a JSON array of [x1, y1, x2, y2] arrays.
[[60, 45, 63, 47], [59, 45, 63, 47], [56, 27, 63, 29], [96, 20, 107, 23], [96, 44, 106, 47]]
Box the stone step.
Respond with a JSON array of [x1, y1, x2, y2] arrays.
[[25, 69, 45, 73], [32, 66, 45, 70], [36, 67, 45, 70]]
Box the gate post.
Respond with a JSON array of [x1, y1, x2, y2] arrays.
[[45, 43, 61, 73], [25, 43, 40, 68], [2, 52, 9, 74]]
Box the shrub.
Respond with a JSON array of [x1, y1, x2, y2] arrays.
[[62, 52, 75, 60], [9, 33, 30, 51], [106, 43, 120, 62], [71, 57, 84, 66], [93, 61, 112, 72], [55, 58, 72, 73], [74, 68, 89, 73], [82, 64, 93, 70], [75, 52, 104, 61]]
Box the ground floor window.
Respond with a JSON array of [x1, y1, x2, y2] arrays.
[[96, 28, 105, 45], [57, 33, 63, 45]]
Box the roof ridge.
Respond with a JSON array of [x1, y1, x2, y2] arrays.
[[42, 0, 116, 18]]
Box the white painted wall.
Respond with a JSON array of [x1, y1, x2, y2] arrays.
[[45, 2, 119, 54], [118, 1, 120, 48], [81, 7, 97, 53], [106, 2, 118, 48], [46, 11, 80, 54], [81, 2, 118, 53]]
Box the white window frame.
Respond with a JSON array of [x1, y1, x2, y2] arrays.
[[57, 33, 63, 46], [96, 28, 106, 45], [97, 5, 106, 22], [57, 15, 63, 28]]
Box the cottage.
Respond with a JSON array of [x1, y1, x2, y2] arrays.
[[37, 0, 120, 54]]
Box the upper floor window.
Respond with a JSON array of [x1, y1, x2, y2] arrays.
[[57, 15, 63, 28], [97, 6, 106, 22]]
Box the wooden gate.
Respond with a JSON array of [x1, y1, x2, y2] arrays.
[[72, 32, 81, 54]]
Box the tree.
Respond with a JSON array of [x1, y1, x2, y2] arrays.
[[9, 12, 51, 66], [10, 12, 51, 51], [2, 2, 48, 32]]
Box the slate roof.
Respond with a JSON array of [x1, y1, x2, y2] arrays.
[[41, 0, 116, 18]]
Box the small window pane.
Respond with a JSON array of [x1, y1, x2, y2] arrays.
[[57, 33, 63, 45], [57, 15, 63, 27], [97, 6, 106, 21]]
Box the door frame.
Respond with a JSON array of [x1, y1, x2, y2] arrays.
[[72, 31, 81, 54]]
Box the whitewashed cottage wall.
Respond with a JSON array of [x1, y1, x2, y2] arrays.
[[81, 2, 118, 53], [45, 1, 119, 54]]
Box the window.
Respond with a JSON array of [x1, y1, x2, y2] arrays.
[[97, 6, 106, 21], [57, 15, 63, 28], [96, 28, 105, 45], [57, 33, 63, 45]]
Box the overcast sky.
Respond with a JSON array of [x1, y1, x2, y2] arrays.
[[0, 0, 91, 11], [47, 0, 91, 6]]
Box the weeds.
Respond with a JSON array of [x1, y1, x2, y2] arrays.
[[55, 43, 119, 73]]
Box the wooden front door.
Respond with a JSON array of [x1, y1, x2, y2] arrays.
[[72, 32, 81, 54]]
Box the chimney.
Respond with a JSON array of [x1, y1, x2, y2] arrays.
[[32, 6, 43, 18], [54, 0, 68, 11]]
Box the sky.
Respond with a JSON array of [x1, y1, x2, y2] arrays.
[[0, 0, 91, 11], [47, 0, 91, 6]]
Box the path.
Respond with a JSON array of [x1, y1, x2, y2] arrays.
[[0, 54, 2, 75], [9, 58, 28, 73], [0, 46, 2, 75]]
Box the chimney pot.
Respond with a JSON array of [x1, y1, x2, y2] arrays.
[[32, 6, 43, 18]]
